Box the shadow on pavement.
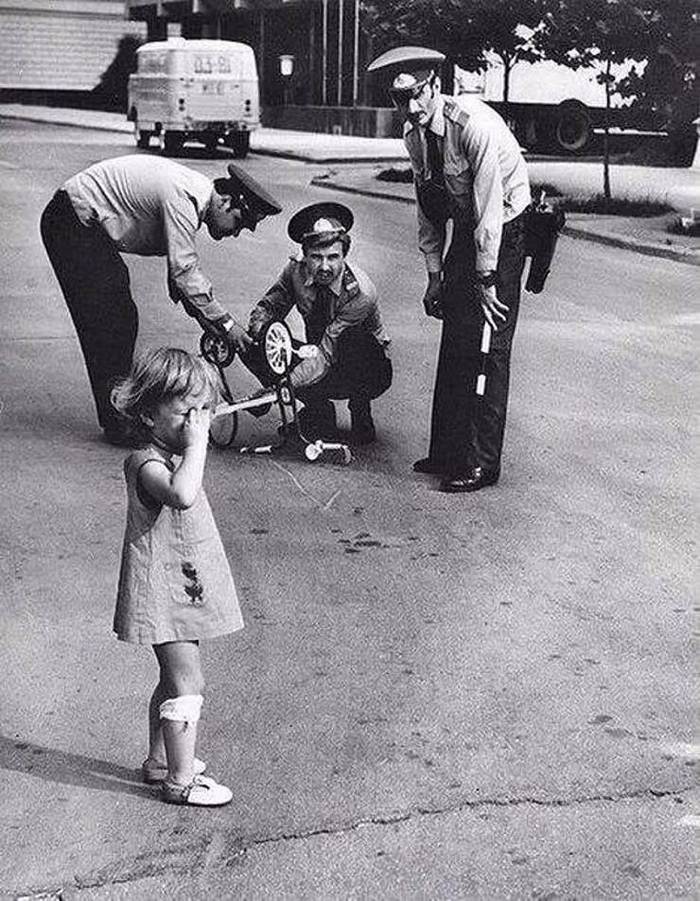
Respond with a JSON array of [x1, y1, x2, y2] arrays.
[[137, 145, 236, 162], [0, 734, 159, 801]]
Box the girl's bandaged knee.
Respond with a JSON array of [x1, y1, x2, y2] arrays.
[[159, 694, 203, 723]]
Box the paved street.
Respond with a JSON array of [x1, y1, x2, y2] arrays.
[[0, 120, 697, 899]]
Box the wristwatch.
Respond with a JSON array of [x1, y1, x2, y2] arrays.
[[477, 271, 498, 288], [216, 315, 235, 333]]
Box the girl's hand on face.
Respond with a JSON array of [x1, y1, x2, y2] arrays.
[[181, 407, 211, 449]]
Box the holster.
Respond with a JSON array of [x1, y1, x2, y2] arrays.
[[524, 203, 566, 294]]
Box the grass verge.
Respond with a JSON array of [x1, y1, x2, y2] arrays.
[[376, 169, 674, 217]]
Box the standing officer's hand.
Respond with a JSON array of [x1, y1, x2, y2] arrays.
[[422, 273, 443, 320], [225, 321, 254, 355], [477, 283, 509, 332]]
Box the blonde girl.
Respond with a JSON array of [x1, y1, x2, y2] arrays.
[[111, 347, 242, 806]]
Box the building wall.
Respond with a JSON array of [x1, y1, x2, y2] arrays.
[[0, 0, 146, 91]]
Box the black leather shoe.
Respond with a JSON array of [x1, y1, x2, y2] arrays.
[[349, 400, 376, 445], [439, 467, 500, 493], [413, 457, 444, 474], [350, 422, 376, 445], [298, 402, 337, 439]]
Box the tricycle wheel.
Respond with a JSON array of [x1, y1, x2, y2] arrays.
[[200, 332, 236, 368], [260, 320, 293, 379]]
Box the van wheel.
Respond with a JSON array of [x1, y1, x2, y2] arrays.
[[162, 133, 183, 156], [204, 134, 219, 154], [226, 132, 250, 159]]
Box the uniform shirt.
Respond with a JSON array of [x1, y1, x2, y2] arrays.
[[248, 258, 390, 388], [404, 93, 531, 273], [63, 155, 225, 320]]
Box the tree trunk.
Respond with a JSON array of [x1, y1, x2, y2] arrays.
[[603, 59, 612, 200], [502, 53, 511, 126]]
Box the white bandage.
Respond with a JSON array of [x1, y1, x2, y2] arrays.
[[159, 694, 203, 723]]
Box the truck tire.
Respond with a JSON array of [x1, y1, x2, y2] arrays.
[[226, 132, 250, 159], [162, 132, 184, 156], [555, 102, 592, 153], [204, 133, 219, 154]]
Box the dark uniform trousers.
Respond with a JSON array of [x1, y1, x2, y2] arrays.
[[428, 210, 526, 475], [296, 327, 392, 411], [40, 190, 137, 432]]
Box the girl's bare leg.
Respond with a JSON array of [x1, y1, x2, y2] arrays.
[[146, 681, 167, 765], [153, 640, 204, 785]]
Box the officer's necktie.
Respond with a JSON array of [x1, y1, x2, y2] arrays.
[[307, 285, 332, 345], [425, 129, 444, 186]]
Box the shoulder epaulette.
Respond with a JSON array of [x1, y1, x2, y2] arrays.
[[443, 97, 470, 128], [343, 265, 360, 297]]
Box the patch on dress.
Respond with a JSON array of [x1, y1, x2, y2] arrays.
[[181, 561, 205, 606]]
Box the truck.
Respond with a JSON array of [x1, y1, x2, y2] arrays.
[[454, 55, 658, 154], [127, 37, 260, 157]]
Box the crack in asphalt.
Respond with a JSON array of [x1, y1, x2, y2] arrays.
[[246, 785, 692, 847], [17, 784, 693, 897]]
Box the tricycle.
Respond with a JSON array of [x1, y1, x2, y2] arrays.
[[199, 319, 352, 465]]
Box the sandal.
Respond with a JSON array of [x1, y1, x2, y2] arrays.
[[161, 774, 232, 807], [142, 756, 206, 785]]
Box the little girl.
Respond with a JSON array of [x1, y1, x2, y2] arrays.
[[111, 347, 243, 807]]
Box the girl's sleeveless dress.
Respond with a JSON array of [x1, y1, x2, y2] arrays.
[[114, 447, 244, 645]]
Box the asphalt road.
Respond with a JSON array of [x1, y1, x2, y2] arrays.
[[1, 121, 697, 899]]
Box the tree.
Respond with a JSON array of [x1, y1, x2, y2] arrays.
[[454, 1, 548, 106], [363, 0, 550, 102], [533, 0, 698, 190], [533, 0, 660, 197], [616, 0, 699, 164]]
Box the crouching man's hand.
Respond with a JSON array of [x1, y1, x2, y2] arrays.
[[296, 344, 320, 359], [422, 273, 443, 319]]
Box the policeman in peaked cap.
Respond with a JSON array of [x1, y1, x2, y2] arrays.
[[287, 201, 354, 246], [40, 153, 282, 445], [368, 46, 532, 492], [214, 163, 283, 233], [367, 45, 446, 100], [237, 201, 393, 444]]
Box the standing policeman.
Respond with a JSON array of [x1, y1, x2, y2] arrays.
[[368, 48, 531, 492]]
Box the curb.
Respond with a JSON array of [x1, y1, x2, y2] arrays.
[[249, 148, 408, 164], [559, 225, 700, 266], [310, 176, 700, 267], [0, 110, 133, 135], [0, 109, 407, 165]]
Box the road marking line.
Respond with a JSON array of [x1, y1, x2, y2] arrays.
[[678, 815, 700, 828], [661, 743, 700, 759]]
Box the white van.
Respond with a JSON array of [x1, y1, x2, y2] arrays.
[[127, 38, 259, 158]]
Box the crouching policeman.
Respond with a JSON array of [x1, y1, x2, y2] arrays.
[[229, 203, 392, 444]]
